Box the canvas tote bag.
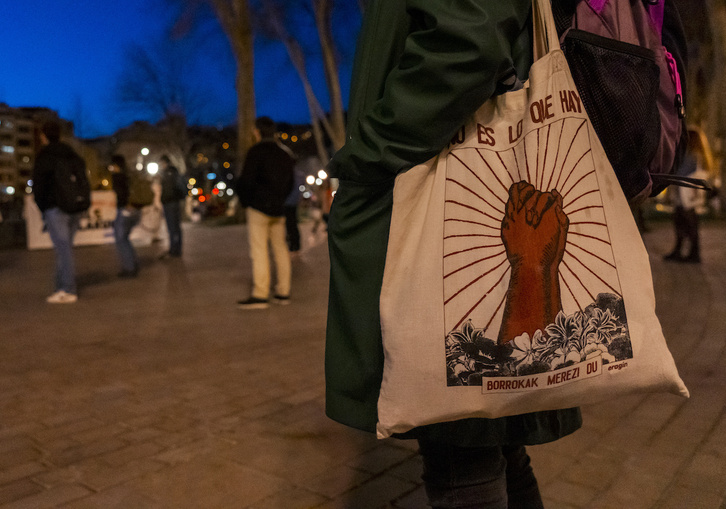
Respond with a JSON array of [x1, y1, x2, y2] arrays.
[[376, 0, 689, 439]]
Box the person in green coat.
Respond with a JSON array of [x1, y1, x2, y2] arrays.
[[326, 0, 582, 506]]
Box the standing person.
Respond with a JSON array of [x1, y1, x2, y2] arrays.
[[325, 1, 581, 507], [109, 155, 141, 278], [32, 120, 89, 303], [159, 155, 186, 258], [664, 134, 710, 264], [284, 159, 306, 253], [235, 117, 295, 310]]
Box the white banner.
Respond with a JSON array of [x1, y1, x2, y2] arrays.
[[24, 192, 165, 250]]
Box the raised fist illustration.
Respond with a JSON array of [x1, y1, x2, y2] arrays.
[[498, 181, 569, 344]]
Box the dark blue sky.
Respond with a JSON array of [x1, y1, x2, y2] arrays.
[[0, 0, 360, 139]]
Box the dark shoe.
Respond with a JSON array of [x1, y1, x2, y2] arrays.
[[272, 295, 291, 305], [118, 269, 138, 278], [237, 297, 269, 310]]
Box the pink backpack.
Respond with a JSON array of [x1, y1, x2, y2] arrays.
[[555, 0, 703, 202]]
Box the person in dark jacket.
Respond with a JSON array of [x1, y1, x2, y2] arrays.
[[158, 155, 186, 258], [109, 155, 141, 278], [325, 1, 581, 507], [32, 120, 86, 303], [235, 117, 295, 309]]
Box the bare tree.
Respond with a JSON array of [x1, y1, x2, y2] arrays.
[[258, 0, 348, 162], [172, 0, 256, 160], [312, 0, 346, 150]]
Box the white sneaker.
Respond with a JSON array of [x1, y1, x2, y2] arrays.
[[46, 290, 78, 304]]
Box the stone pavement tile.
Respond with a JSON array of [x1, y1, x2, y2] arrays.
[[247, 486, 329, 509], [98, 441, 165, 467], [622, 392, 685, 430], [72, 457, 165, 492], [0, 484, 90, 509], [677, 451, 726, 497], [68, 422, 130, 445], [350, 443, 418, 476], [655, 485, 725, 509], [0, 480, 44, 506], [219, 433, 343, 484], [587, 469, 672, 509], [0, 442, 43, 470], [0, 463, 46, 487], [0, 424, 44, 442], [540, 479, 598, 508], [56, 485, 158, 509], [317, 474, 416, 509], [129, 456, 291, 509], [305, 465, 375, 499], [386, 455, 424, 484], [392, 485, 428, 509], [31, 418, 105, 443], [558, 451, 622, 491], [44, 437, 127, 468]]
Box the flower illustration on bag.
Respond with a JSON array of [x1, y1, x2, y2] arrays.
[[445, 296, 629, 386]]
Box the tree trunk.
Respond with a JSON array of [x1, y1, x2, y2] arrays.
[[313, 0, 346, 151], [211, 0, 257, 163]]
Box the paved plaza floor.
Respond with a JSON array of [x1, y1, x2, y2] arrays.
[[0, 218, 724, 508]]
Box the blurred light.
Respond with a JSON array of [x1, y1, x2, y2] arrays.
[[303, 191, 312, 199], [281, 133, 289, 140], [196, 153, 204, 162], [223, 162, 230, 169], [198, 195, 206, 203], [141, 147, 150, 156], [147, 162, 159, 175], [318, 169, 328, 180], [227, 173, 233, 180], [6, 186, 15, 195], [222, 142, 230, 149], [291, 136, 298, 143], [332, 190, 337, 198], [189, 178, 197, 186], [306, 175, 316, 185], [298, 185, 306, 192], [27, 179, 33, 187], [226, 189, 233, 196], [25, 186, 32, 194], [102, 179, 109, 187], [207, 173, 216, 180], [136, 162, 143, 170], [212, 188, 219, 195], [216, 182, 227, 190], [315, 178, 323, 186], [191, 188, 200, 196]]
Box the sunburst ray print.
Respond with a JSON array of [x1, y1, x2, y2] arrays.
[[444, 118, 633, 387]]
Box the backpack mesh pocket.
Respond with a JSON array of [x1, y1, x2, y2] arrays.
[[563, 29, 661, 200]]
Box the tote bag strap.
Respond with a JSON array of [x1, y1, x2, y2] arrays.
[[533, 0, 561, 61]]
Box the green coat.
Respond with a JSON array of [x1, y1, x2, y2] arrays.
[[326, 0, 582, 446]]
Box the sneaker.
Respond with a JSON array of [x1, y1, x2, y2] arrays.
[[46, 290, 78, 304], [237, 297, 269, 310], [272, 295, 291, 305]]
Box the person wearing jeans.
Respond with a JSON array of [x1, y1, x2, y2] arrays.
[[109, 155, 142, 278], [32, 120, 88, 304], [43, 207, 81, 302], [113, 206, 141, 276]]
